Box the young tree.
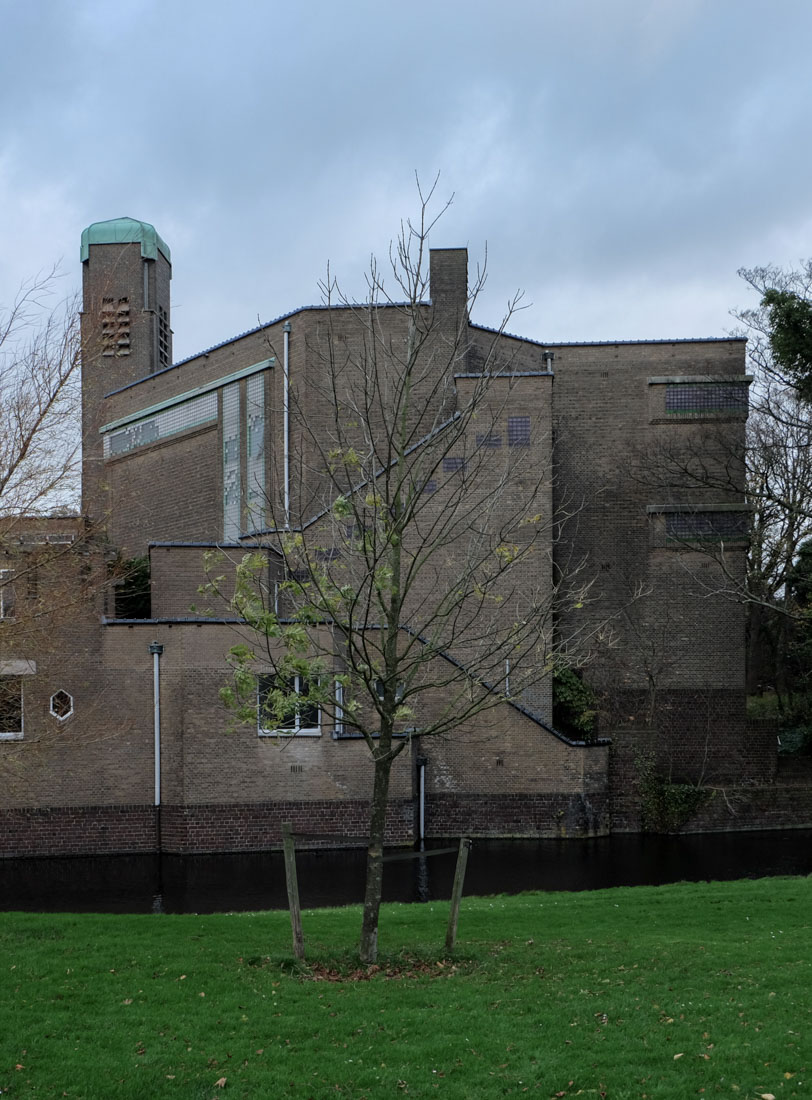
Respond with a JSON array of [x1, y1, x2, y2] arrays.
[[216, 189, 596, 963]]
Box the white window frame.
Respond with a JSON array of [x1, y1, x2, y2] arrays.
[[50, 690, 74, 722], [257, 674, 321, 737], [0, 569, 15, 620], [0, 677, 23, 740], [334, 679, 345, 735]]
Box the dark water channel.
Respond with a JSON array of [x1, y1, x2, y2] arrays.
[[1, 830, 810, 914]]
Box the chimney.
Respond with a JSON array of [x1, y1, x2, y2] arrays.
[[429, 248, 468, 333]]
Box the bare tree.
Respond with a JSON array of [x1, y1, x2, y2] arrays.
[[0, 268, 81, 519], [0, 269, 97, 783], [215, 188, 598, 963]]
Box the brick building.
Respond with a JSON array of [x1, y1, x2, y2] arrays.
[[0, 217, 782, 857]]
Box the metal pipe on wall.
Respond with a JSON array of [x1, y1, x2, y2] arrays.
[[283, 321, 291, 529], [149, 641, 164, 806]]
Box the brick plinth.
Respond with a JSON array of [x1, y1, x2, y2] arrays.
[[0, 805, 157, 858], [159, 799, 415, 853], [425, 792, 611, 838]]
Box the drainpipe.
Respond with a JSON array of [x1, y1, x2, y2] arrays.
[[416, 755, 427, 847], [149, 642, 164, 809], [283, 321, 291, 529], [149, 640, 165, 912]]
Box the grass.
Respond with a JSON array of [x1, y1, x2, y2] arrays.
[[1, 876, 809, 1099]]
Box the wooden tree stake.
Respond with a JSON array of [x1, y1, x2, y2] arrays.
[[282, 822, 305, 960], [445, 837, 471, 953]]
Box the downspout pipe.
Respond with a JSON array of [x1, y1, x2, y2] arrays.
[[149, 641, 164, 810], [416, 755, 427, 847], [283, 321, 291, 529]]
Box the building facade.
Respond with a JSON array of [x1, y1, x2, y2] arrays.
[[0, 218, 783, 858]]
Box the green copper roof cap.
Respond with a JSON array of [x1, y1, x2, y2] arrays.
[[80, 218, 171, 264]]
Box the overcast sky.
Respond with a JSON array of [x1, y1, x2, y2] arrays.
[[2, 0, 811, 362]]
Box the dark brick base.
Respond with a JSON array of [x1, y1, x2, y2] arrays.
[[0, 800, 414, 858], [159, 799, 415, 853], [3, 783, 812, 857], [0, 805, 157, 858], [425, 792, 611, 838]]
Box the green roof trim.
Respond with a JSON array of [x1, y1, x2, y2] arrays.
[[99, 358, 275, 435], [80, 218, 171, 263]]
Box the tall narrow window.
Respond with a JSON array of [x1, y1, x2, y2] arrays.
[[245, 373, 266, 531], [157, 304, 170, 370], [0, 570, 15, 620], [0, 678, 23, 740], [100, 297, 131, 357], [222, 383, 241, 540]]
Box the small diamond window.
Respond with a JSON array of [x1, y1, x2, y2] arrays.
[[50, 690, 74, 721]]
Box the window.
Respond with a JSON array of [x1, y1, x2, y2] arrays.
[[508, 415, 531, 446], [0, 678, 23, 740], [665, 510, 749, 542], [157, 304, 170, 369], [257, 674, 320, 736], [245, 373, 266, 530], [0, 570, 15, 620], [443, 457, 466, 473], [50, 690, 74, 721], [334, 680, 345, 736], [105, 391, 217, 457], [665, 383, 748, 417], [222, 382, 241, 540], [101, 296, 130, 357]]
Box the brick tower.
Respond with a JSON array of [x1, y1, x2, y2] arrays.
[[80, 218, 172, 519]]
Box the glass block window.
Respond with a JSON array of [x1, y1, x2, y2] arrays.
[[665, 383, 748, 416], [508, 415, 531, 446], [443, 457, 466, 473], [222, 382, 241, 540], [422, 479, 437, 494], [476, 433, 502, 448], [104, 392, 217, 457], [665, 511, 749, 541], [245, 373, 266, 531]]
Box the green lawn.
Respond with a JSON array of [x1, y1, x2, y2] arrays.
[[1, 876, 809, 1099]]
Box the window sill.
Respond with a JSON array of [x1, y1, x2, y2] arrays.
[[258, 729, 321, 738]]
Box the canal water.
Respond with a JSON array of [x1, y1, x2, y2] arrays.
[[1, 830, 810, 914]]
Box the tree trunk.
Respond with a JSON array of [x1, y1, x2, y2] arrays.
[[359, 752, 393, 964]]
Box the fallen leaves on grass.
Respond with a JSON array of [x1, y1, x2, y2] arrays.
[[304, 959, 459, 982]]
